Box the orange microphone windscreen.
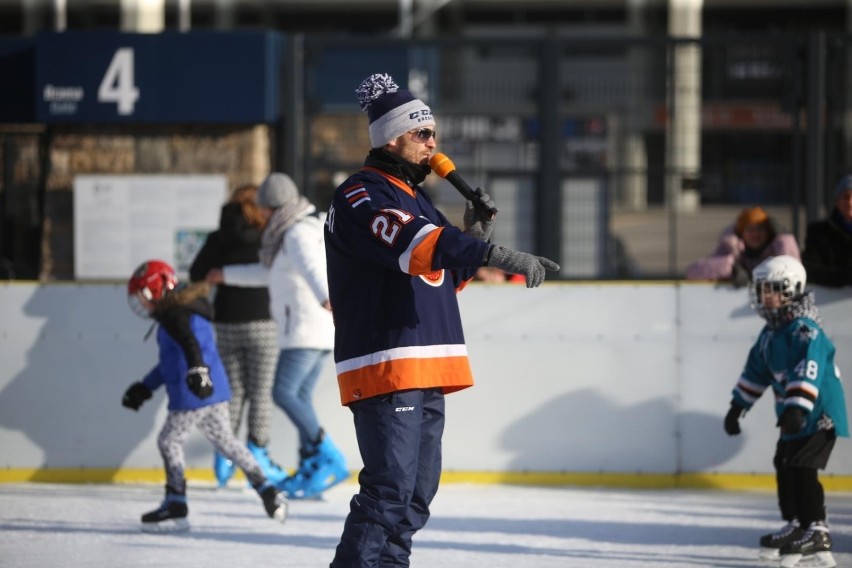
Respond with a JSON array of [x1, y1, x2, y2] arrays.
[[428, 153, 456, 179]]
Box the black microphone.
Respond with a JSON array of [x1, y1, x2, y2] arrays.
[[429, 153, 498, 218]]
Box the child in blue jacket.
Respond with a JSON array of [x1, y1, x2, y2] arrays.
[[724, 255, 847, 568], [121, 260, 287, 532]]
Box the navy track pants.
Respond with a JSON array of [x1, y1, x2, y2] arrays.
[[331, 388, 445, 568]]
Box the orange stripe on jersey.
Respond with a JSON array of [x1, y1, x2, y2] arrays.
[[337, 356, 474, 405], [408, 226, 444, 275], [362, 167, 416, 197]]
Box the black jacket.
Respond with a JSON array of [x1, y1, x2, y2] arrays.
[[802, 208, 852, 287], [189, 202, 272, 322]]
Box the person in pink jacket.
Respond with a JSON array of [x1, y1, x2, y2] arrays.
[[685, 206, 801, 287]]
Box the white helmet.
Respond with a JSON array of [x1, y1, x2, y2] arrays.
[[749, 255, 807, 320]]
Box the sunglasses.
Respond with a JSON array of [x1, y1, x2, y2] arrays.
[[410, 128, 437, 143]]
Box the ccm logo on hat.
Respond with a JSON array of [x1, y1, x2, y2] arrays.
[[409, 109, 432, 120]]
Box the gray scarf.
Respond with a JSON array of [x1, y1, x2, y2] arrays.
[[258, 198, 312, 267]]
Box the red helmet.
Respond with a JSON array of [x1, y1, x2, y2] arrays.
[[127, 260, 178, 317]]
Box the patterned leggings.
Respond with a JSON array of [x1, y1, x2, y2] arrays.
[[158, 402, 266, 492], [215, 320, 278, 447]]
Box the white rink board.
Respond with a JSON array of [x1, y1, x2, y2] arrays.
[[1, 281, 852, 475]]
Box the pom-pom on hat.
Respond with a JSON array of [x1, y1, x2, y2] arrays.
[[258, 172, 299, 208], [735, 206, 769, 237], [356, 73, 434, 148]]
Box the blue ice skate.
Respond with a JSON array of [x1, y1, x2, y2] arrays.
[[283, 435, 349, 500], [213, 451, 235, 487], [248, 440, 289, 486]]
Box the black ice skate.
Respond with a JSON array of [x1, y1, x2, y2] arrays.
[[758, 519, 803, 560], [778, 521, 836, 568], [258, 483, 287, 523], [141, 490, 189, 533]]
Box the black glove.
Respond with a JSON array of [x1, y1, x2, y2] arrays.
[[724, 402, 745, 436], [464, 188, 496, 242], [779, 406, 807, 435], [186, 366, 214, 399], [484, 245, 560, 288], [122, 382, 152, 411]]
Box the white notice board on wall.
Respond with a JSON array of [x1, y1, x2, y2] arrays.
[[73, 175, 228, 279]]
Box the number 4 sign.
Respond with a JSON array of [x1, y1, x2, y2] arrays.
[[97, 48, 140, 116]]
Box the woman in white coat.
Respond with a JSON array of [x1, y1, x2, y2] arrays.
[[206, 173, 348, 499]]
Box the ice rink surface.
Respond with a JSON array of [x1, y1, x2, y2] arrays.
[[1, 481, 852, 568]]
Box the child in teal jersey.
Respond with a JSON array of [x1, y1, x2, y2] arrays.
[[724, 255, 847, 568]]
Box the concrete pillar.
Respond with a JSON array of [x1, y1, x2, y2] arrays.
[[667, 0, 703, 213], [120, 0, 165, 33], [177, 0, 191, 32], [406, 0, 451, 37], [622, 0, 649, 212], [22, 0, 43, 35], [399, 0, 413, 38], [214, 0, 235, 29], [53, 0, 66, 31]]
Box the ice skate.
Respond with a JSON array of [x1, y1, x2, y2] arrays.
[[213, 451, 235, 487], [141, 489, 189, 533], [779, 521, 836, 568], [758, 519, 804, 560], [277, 471, 324, 501], [257, 482, 288, 522], [248, 440, 290, 485], [283, 435, 349, 500]]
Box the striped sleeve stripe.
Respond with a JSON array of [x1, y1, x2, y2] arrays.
[[784, 397, 815, 412], [343, 184, 370, 208], [786, 380, 819, 402], [734, 376, 765, 403], [398, 225, 443, 275]]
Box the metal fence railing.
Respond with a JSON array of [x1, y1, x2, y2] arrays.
[[3, 32, 850, 280], [299, 33, 846, 279]]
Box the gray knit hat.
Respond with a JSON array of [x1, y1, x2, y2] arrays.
[[356, 73, 434, 148], [257, 172, 299, 208]]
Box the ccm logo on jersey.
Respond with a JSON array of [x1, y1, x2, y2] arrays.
[[395, 406, 415, 412]]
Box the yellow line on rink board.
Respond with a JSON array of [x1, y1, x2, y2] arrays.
[[2, 468, 852, 492]]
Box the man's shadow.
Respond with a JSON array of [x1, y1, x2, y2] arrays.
[[499, 389, 745, 475]]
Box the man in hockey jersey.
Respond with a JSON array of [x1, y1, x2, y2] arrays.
[[325, 73, 559, 567], [724, 255, 847, 568], [121, 260, 287, 532]]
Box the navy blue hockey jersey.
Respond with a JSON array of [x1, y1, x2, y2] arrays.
[[324, 166, 490, 405]]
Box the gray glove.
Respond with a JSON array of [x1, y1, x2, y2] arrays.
[[463, 188, 495, 242], [484, 245, 560, 288]]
